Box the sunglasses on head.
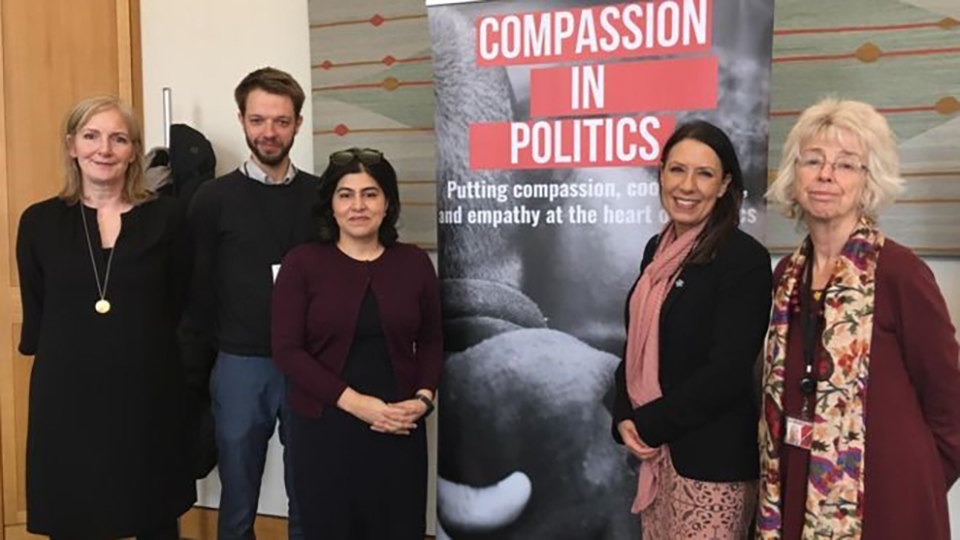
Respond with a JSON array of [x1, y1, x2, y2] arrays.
[[329, 148, 383, 166]]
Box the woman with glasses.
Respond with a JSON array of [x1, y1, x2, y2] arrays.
[[271, 147, 442, 539], [758, 98, 960, 539]]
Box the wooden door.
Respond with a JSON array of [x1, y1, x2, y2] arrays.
[[0, 1, 141, 537]]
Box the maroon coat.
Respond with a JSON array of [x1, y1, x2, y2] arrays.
[[271, 241, 443, 417], [776, 239, 960, 539]]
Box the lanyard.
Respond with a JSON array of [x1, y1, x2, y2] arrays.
[[799, 252, 824, 419]]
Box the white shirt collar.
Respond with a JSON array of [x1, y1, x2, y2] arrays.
[[241, 157, 298, 185]]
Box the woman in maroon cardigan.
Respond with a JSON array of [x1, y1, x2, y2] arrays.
[[271, 148, 442, 540], [758, 98, 960, 539]]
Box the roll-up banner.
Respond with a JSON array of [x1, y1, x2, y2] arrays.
[[428, 1, 774, 538]]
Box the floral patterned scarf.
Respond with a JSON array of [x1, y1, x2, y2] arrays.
[[757, 217, 884, 539]]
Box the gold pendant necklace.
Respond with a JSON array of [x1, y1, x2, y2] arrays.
[[79, 205, 116, 315], [95, 299, 111, 314]]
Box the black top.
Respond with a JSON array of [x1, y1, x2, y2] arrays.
[[612, 228, 772, 482], [180, 169, 320, 375], [16, 196, 196, 536], [342, 287, 397, 401]]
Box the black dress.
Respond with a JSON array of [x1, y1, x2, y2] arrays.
[[290, 287, 427, 540], [16, 197, 196, 537]]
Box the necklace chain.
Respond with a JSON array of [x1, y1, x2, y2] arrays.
[[79, 205, 116, 301]]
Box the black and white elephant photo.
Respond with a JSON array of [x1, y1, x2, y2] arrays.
[[428, 1, 774, 538]]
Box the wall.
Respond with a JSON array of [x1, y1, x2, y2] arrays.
[[140, 0, 960, 535], [768, 0, 960, 254]]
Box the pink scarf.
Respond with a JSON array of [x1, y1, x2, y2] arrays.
[[625, 220, 705, 513]]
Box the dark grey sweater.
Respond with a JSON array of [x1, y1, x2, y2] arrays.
[[180, 168, 320, 373]]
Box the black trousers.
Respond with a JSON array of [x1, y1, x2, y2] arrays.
[[290, 409, 427, 540], [49, 518, 179, 540]]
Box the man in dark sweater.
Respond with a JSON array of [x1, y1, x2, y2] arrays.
[[181, 67, 318, 540]]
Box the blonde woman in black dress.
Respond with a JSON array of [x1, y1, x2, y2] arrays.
[[16, 95, 195, 539]]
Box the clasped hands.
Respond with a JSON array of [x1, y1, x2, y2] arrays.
[[338, 387, 430, 435]]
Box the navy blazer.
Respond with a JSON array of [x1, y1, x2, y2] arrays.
[[613, 228, 772, 482]]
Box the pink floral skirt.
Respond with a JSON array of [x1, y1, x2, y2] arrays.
[[640, 453, 757, 540]]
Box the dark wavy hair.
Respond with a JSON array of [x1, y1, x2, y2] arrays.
[[660, 120, 744, 264], [315, 148, 401, 246]]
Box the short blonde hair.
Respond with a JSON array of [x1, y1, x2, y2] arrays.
[[59, 95, 154, 206], [766, 97, 903, 223]]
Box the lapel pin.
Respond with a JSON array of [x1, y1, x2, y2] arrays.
[[675, 279, 685, 288]]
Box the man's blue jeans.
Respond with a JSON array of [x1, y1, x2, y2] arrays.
[[210, 352, 301, 540]]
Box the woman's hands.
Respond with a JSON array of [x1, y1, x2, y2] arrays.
[[378, 398, 429, 434], [336, 387, 429, 435], [617, 420, 658, 460]]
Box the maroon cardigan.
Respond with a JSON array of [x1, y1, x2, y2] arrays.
[[271, 241, 443, 418], [776, 239, 960, 539]]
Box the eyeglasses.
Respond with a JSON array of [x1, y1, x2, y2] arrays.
[[329, 148, 383, 166], [796, 152, 867, 177]]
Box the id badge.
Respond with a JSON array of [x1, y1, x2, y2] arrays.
[[272, 264, 281, 284], [785, 416, 813, 450]]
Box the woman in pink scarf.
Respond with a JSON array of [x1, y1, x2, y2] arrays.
[[612, 121, 772, 539]]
